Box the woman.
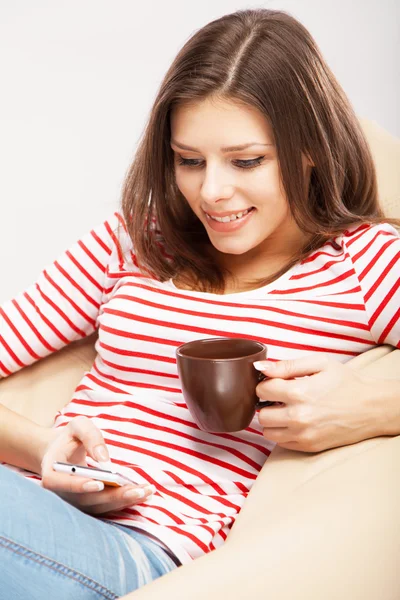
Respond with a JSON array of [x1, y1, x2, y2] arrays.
[[0, 8, 399, 599]]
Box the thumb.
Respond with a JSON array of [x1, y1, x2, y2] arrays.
[[253, 354, 330, 379], [68, 416, 112, 469]]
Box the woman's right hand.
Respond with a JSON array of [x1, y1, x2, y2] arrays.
[[40, 415, 155, 515]]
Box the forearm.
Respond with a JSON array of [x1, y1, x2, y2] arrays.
[[0, 404, 54, 473], [371, 377, 400, 436], [353, 348, 400, 437]]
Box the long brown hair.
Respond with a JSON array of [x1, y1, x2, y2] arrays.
[[122, 8, 397, 293]]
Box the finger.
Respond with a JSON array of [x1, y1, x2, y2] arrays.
[[254, 354, 331, 380], [79, 484, 156, 515], [257, 406, 290, 428], [68, 415, 110, 465], [41, 434, 89, 485], [261, 427, 299, 444], [74, 483, 156, 508], [275, 441, 302, 451], [41, 435, 81, 473], [42, 471, 105, 494], [256, 377, 305, 404]]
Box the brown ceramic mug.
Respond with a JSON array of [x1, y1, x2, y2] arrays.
[[176, 337, 274, 432]]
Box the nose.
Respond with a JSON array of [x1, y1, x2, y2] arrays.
[[200, 163, 234, 204]]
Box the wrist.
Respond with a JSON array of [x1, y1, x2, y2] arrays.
[[365, 377, 400, 437], [380, 379, 400, 436], [31, 426, 59, 474], [0, 404, 59, 474]]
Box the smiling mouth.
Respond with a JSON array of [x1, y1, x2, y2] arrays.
[[205, 207, 255, 223]]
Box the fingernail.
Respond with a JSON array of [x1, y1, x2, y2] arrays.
[[253, 361, 269, 370], [123, 488, 146, 499], [123, 484, 156, 500], [83, 481, 104, 492], [94, 445, 109, 462]]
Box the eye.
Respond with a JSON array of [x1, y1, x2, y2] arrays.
[[233, 156, 265, 169], [176, 157, 204, 168], [175, 156, 265, 170]]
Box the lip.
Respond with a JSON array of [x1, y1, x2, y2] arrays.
[[204, 207, 255, 233], [204, 208, 252, 218]]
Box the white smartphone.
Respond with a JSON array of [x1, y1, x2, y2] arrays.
[[52, 461, 138, 487]]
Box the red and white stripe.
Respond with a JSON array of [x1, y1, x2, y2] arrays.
[[1, 213, 399, 563]]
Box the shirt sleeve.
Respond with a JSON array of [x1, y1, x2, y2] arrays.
[[0, 211, 125, 378], [344, 223, 400, 348]]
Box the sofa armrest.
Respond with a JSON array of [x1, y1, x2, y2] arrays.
[[0, 333, 97, 427], [129, 435, 400, 600], [229, 345, 400, 526], [128, 347, 400, 600]]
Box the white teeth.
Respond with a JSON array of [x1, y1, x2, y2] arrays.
[[208, 208, 251, 222]]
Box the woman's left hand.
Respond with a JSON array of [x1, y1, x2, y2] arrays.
[[254, 354, 388, 453]]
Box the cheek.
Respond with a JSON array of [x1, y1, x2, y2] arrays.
[[250, 163, 282, 198], [175, 174, 204, 218], [175, 172, 196, 200]]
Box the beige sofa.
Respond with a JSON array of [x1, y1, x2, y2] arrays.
[[1, 120, 399, 599]]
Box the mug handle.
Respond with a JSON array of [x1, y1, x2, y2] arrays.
[[255, 371, 277, 409]]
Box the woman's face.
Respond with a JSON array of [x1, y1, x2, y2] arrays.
[[170, 97, 311, 271]]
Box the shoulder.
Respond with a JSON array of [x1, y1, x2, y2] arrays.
[[89, 211, 128, 247], [99, 211, 173, 279], [331, 223, 399, 296], [103, 210, 129, 241], [102, 211, 165, 277], [336, 222, 399, 266], [87, 211, 135, 270], [108, 211, 137, 266]]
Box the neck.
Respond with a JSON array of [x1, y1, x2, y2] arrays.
[[213, 226, 310, 289]]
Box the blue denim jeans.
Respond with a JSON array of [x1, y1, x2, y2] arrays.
[[0, 465, 178, 599]]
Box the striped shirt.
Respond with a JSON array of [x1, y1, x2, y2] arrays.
[[1, 212, 399, 563]]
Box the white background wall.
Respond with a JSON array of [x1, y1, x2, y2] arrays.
[[1, 0, 399, 302]]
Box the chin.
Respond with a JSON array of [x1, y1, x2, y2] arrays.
[[210, 239, 254, 256]]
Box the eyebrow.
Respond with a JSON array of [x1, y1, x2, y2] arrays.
[[170, 140, 274, 152]]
